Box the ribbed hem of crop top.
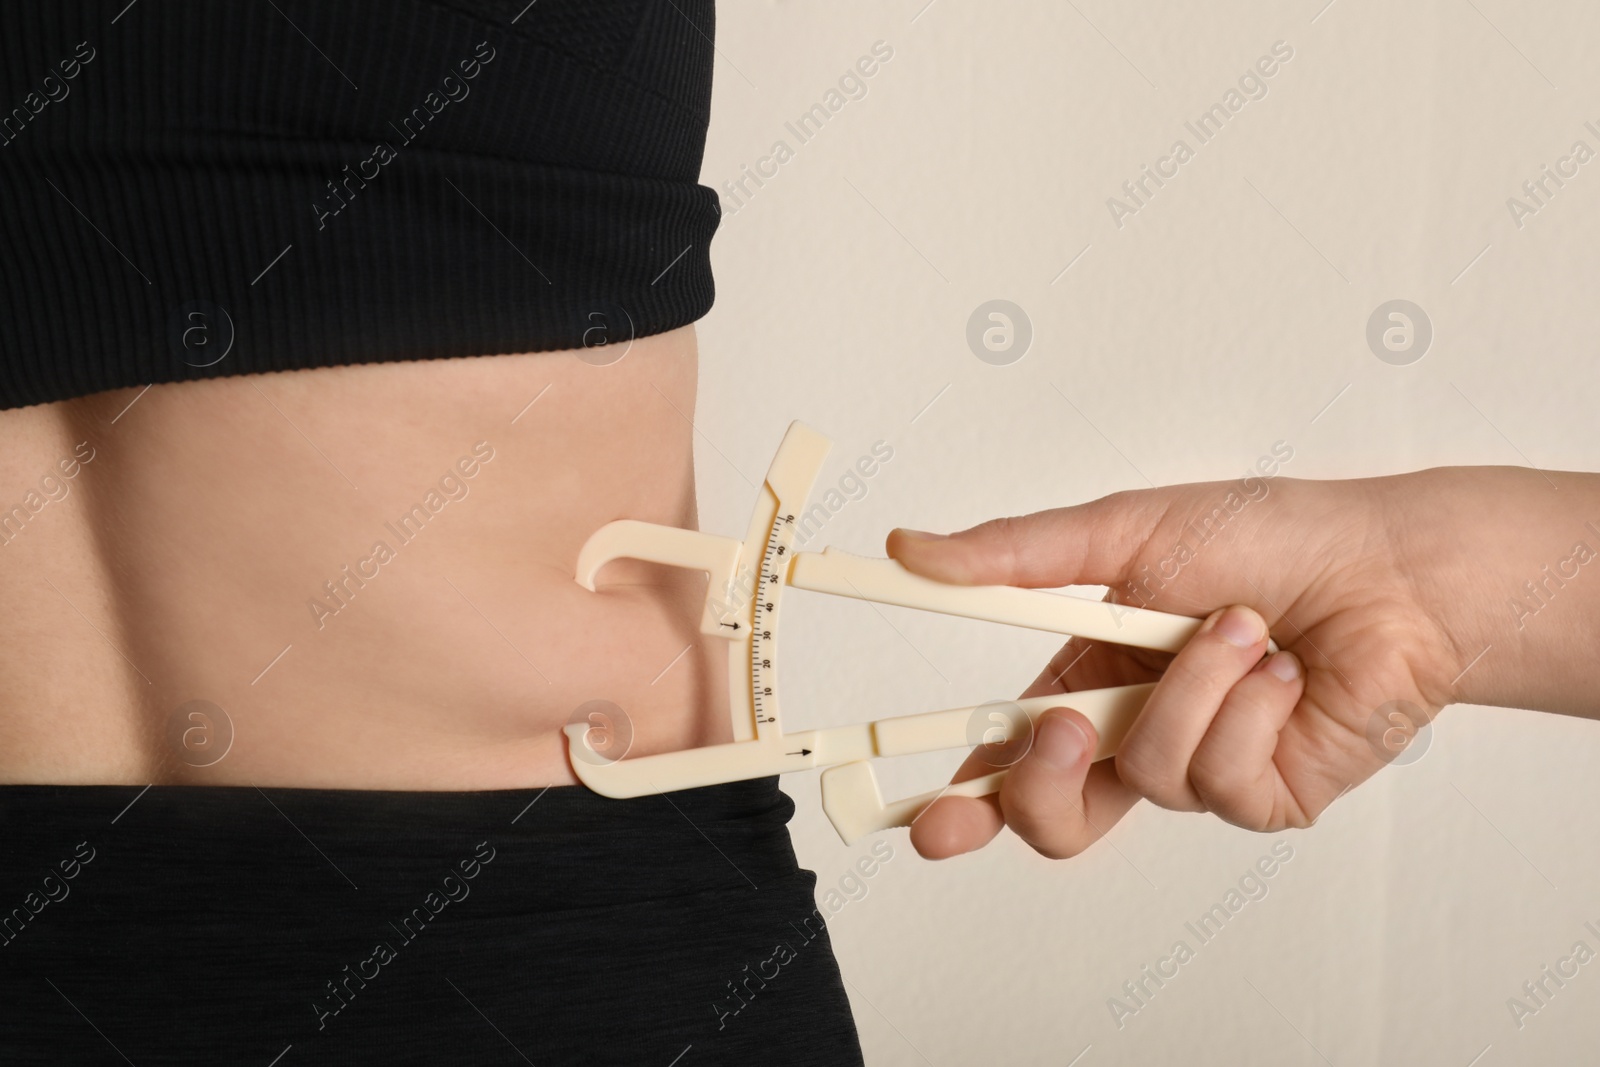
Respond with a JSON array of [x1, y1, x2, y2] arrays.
[[0, 0, 720, 411]]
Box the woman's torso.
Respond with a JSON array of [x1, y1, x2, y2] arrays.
[[0, 330, 732, 788]]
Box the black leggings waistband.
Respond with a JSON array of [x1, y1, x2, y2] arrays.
[[0, 779, 864, 1066]]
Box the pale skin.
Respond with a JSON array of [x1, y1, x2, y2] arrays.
[[885, 466, 1600, 861], [0, 326, 732, 789]]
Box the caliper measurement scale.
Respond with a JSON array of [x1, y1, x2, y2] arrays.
[[748, 502, 791, 736], [568, 422, 1275, 844]]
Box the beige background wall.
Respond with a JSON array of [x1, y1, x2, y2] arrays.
[[693, 1, 1600, 1064]]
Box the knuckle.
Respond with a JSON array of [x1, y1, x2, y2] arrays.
[[999, 780, 1090, 860], [1007, 801, 1092, 859], [1114, 748, 1173, 803], [1116, 750, 1207, 812], [1189, 769, 1254, 828], [1188, 755, 1280, 831], [1185, 756, 1225, 799], [983, 514, 1027, 575], [1100, 487, 1152, 522], [1159, 654, 1216, 696], [1157, 642, 1252, 709]]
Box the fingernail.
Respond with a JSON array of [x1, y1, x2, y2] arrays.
[[1035, 714, 1087, 770], [895, 528, 948, 542], [1204, 605, 1266, 648], [1264, 650, 1301, 682]]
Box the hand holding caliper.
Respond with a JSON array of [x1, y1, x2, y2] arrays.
[[567, 422, 1276, 844]]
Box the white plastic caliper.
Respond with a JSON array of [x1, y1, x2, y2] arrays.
[[567, 421, 1272, 844]]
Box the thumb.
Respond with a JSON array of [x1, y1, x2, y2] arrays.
[[885, 492, 1170, 588]]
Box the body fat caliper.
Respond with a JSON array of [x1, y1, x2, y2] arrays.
[[567, 422, 1275, 844]]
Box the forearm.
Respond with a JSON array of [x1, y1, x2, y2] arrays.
[[1386, 466, 1600, 717]]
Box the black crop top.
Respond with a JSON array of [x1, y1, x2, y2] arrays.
[[0, 0, 720, 411]]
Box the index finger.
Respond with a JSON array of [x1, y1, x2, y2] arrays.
[[886, 490, 1172, 588]]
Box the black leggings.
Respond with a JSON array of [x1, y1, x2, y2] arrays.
[[0, 777, 864, 1065]]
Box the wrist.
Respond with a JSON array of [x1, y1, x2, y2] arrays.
[[1387, 466, 1600, 714]]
